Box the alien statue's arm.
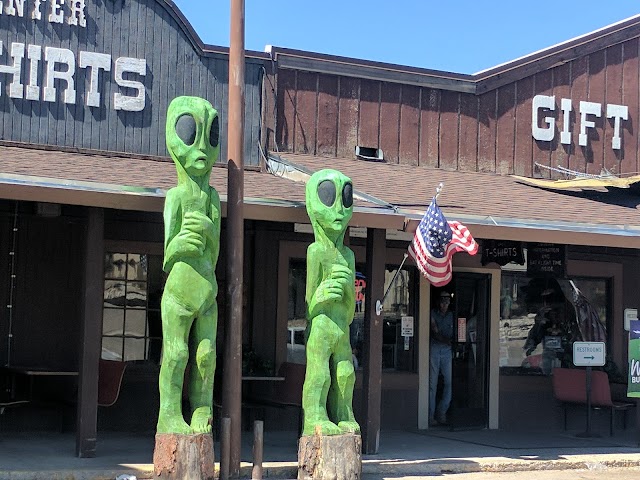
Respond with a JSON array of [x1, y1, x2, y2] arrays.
[[163, 188, 206, 272], [204, 187, 221, 245], [306, 243, 324, 320], [162, 189, 183, 272], [345, 248, 356, 325]]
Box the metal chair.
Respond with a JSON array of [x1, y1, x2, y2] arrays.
[[98, 359, 127, 407]]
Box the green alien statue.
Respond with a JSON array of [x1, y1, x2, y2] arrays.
[[302, 169, 361, 436], [157, 96, 221, 435]]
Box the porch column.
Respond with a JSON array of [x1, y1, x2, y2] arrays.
[[76, 207, 104, 458], [361, 227, 385, 454]]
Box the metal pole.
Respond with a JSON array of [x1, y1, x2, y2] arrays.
[[375, 253, 408, 316], [251, 420, 263, 480], [585, 366, 592, 436], [220, 417, 231, 480], [223, 0, 245, 476]]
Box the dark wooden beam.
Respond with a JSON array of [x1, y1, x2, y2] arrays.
[[361, 227, 385, 454], [76, 207, 104, 458]]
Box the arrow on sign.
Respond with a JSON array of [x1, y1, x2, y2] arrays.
[[584, 356, 595, 360]]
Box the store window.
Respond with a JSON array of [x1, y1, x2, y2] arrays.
[[287, 259, 417, 372], [499, 272, 609, 375], [103, 252, 164, 363]]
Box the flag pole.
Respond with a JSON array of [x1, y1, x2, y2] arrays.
[[375, 182, 445, 314], [375, 253, 409, 315]]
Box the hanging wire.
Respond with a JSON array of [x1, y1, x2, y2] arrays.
[[6, 201, 18, 367]]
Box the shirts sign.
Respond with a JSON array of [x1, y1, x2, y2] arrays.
[[481, 240, 524, 266]]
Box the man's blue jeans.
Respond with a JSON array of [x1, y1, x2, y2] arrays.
[[429, 342, 452, 421]]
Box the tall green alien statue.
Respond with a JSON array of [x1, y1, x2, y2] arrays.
[[302, 169, 360, 436], [157, 96, 221, 435]]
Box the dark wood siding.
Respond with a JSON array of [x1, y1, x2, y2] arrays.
[[274, 40, 640, 176], [0, 0, 264, 166]]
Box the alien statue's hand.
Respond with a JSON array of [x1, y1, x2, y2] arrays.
[[314, 264, 351, 304], [173, 211, 209, 257]]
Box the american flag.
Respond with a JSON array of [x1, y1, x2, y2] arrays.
[[408, 196, 478, 287]]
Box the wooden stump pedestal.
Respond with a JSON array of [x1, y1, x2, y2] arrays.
[[153, 433, 215, 480], [298, 433, 362, 480]]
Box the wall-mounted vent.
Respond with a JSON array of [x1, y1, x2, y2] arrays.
[[36, 202, 61, 217], [355, 146, 384, 161]]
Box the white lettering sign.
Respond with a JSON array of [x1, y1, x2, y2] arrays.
[[0, 41, 147, 111], [572, 341, 606, 367], [0, 0, 86, 28], [532, 94, 628, 150]]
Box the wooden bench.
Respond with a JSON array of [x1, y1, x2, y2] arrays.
[[552, 367, 635, 435]]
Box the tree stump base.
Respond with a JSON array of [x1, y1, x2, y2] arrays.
[[297, 433, 362, 480], [153, 433, 215, 480]]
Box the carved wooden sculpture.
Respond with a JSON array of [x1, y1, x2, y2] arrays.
[[154, 96, 220, 480], [299, 169, 361, 480]]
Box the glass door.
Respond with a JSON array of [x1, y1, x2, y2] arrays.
[[447, 273, 490, 429]]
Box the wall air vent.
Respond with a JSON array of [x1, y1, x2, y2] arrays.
[[36, 202, 61, 217], [355, 146, 384, 161]]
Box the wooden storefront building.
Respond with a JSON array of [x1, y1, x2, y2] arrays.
[[1, 0, 640, 458]]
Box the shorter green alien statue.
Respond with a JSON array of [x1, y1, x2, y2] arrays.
[[157, 96, 221, 435], [302, 169, 360, 436]]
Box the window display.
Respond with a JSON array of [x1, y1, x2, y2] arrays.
[[287, 259, 417, 371], [499, 273, 609, 375]]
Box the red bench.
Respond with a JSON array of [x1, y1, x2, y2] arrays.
[[552, 367, 635, 435]]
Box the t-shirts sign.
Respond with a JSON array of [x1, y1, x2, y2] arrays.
[[481, 240, 525, 266]]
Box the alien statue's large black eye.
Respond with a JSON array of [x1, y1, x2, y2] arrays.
[[342, 183, 353, 208], [175, 114, 197, 145], [210, 116, 219, 148], [317, 180, 336, 207]]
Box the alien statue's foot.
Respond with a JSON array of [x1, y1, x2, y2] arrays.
[[157, 413, 192, 435], [190, 406, 212, 434], [303, 419, 342, 436], [338, 420, 361, 434]]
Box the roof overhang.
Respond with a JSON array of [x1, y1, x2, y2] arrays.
[[0, 172, 405, 230]]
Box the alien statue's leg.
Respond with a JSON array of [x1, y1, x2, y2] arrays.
[[302, 314, 342, 436], [157, 292, 195, 434], [188, 302, 217, 434], [328, 327, 360, 434]]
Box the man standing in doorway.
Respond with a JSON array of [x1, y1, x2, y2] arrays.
[[429, 290, 453, 426]]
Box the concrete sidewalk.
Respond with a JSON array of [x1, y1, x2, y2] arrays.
[[1, 428, 640, 479]]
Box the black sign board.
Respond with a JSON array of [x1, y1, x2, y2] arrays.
[[526, 243, 566, 277], [481, 240, 525, 266]]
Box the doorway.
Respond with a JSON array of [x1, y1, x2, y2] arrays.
[[433, 272, 490, 429]]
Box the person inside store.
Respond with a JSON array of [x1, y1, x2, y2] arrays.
[[523, 288, 566, 373], [429, 290, 454, 426]]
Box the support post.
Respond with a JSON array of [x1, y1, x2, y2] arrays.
[[252, 420, 263, 480], [223, 0, 245, 476], [76, 207, 104, 458], [361, 227, 385, 454]]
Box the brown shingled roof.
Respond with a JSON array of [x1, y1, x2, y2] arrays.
[[0, 145, 403, 229], [274, 152, 640, 248]]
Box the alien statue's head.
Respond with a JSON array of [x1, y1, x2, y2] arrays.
[[166, 96, 220, 181], [305, 169, 353, 244]]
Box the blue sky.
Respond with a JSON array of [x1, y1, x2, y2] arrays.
[[172, 1, 639, 74]]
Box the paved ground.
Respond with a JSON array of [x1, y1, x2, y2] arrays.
[[367, 467, 640, 479], [1, 427, 640, 479]]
